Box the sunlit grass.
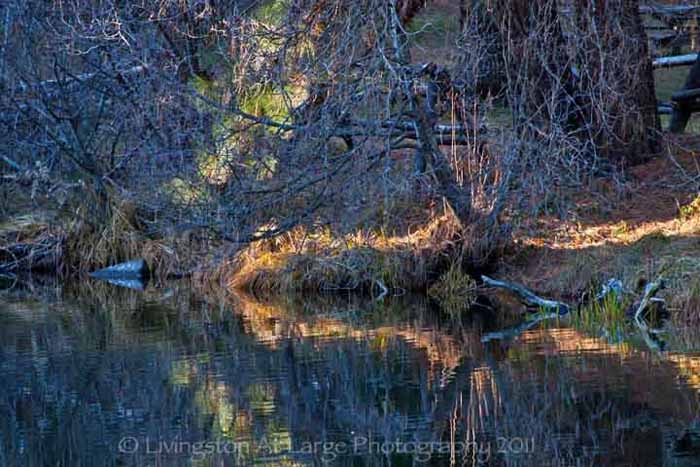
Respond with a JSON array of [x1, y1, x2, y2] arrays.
[[228, 215, 460, 294], [428, 261, 477, 316], [572, 286, 628, 342]]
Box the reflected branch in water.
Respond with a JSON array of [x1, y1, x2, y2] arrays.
[[481, 312, 561, 343], [633, 281, 668, 352]]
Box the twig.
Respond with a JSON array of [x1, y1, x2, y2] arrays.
[[0, 155, 21, 171]]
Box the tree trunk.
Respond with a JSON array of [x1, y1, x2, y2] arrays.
[[410, 84, 473, 226], [495, 0, 660, 166], [493, 0, 573, 124], [396, 0, 428, 25], [576, 0, 661, 165], [622, 0, 662, 161], [457, 0, 506, 98]]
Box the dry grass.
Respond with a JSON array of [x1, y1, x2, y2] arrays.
[[427, 261, 478, 315], [0, 212, 64, 273], [60, 199, 188, 277], [499, 145, 700, 324], [227, 213, 463, 294], [0, 194, 197, 279]]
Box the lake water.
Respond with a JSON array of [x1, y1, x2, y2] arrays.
[[1, 279, 700, 466]]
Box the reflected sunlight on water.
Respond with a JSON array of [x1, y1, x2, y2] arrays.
[[1, 281, 700, 466]]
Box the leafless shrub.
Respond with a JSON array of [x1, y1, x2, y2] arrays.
[[1, 0, 511, 271]]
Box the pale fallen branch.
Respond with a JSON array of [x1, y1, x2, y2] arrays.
[[1, 155, 21, 171], [481, 275, 570, 314], [634, 281, 665, 323], [481, 276, 624, 343], [482, 275, 669, 349], [634, 285, 667, 352], [374, 279, 388, 301], [653, 54, 698, 69], [596, 278, 623, 303], [639, 4, 700, 16], [672, 88, 700, 102]]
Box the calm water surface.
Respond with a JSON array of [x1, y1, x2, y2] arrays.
[[1, 280, 700, 466]]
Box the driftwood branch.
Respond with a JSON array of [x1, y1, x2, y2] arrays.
[[480, 275, 667, 347], [633, 281, 666, 352], [670, 53, 700, 132], [1, 155, 21, 171], [596, 278, 623, 303], [481, 275, 571, 314], [639, 4, 700, 16], [634, 281, 664, 322], [374, 279, 388, 301]]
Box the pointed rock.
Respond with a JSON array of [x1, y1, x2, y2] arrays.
[[89, 259, 148, 279]]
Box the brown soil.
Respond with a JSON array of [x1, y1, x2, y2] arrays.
[[498, 135, 700, 322]]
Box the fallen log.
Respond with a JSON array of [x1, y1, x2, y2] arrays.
[[633, 281, 665, 322], [97, 278, 147, 291], [481, 311, 560, 343], [480, 275, 667, 345], [658, 104, 674, 115], [671, 88, 700, 102], [0, 241, 61, 273], [596, 278, 623, 303], [89, 259, 149, 280], [0, 155, 21, 171], [632, 281, 667, 352], [481, 275, 571, 315], [653, 54, 698, 68], [640, 4, 700, 16], [670, 52, 700, 132]]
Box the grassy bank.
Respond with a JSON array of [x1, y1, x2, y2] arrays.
[[6, 141, 700, 330], [4, 1, 700, 325], [225, 213, 467, 295], [497, 141, 700, 327], [0, 187, 209, 280]]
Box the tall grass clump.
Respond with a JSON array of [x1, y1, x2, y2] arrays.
[[572, 285, 628, 340], [427, 261, 478, 316]]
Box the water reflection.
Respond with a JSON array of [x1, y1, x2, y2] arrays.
[[0, 280, 700, 466]]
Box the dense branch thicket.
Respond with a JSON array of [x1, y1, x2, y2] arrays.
[[476, 0, 661, 211], [0, 0, 665, 273]]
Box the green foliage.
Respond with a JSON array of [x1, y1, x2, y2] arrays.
[[239, 83, 302, 122], [192, 75, 217, 99], [572, 286, 628, 341], [406, 8, 459, 36], [252, 0, 290, 26], [164, 177, 210, 204], [193, 81, 306, 184], [679, 195, 700, 221], [428, 263, 477, 316]]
